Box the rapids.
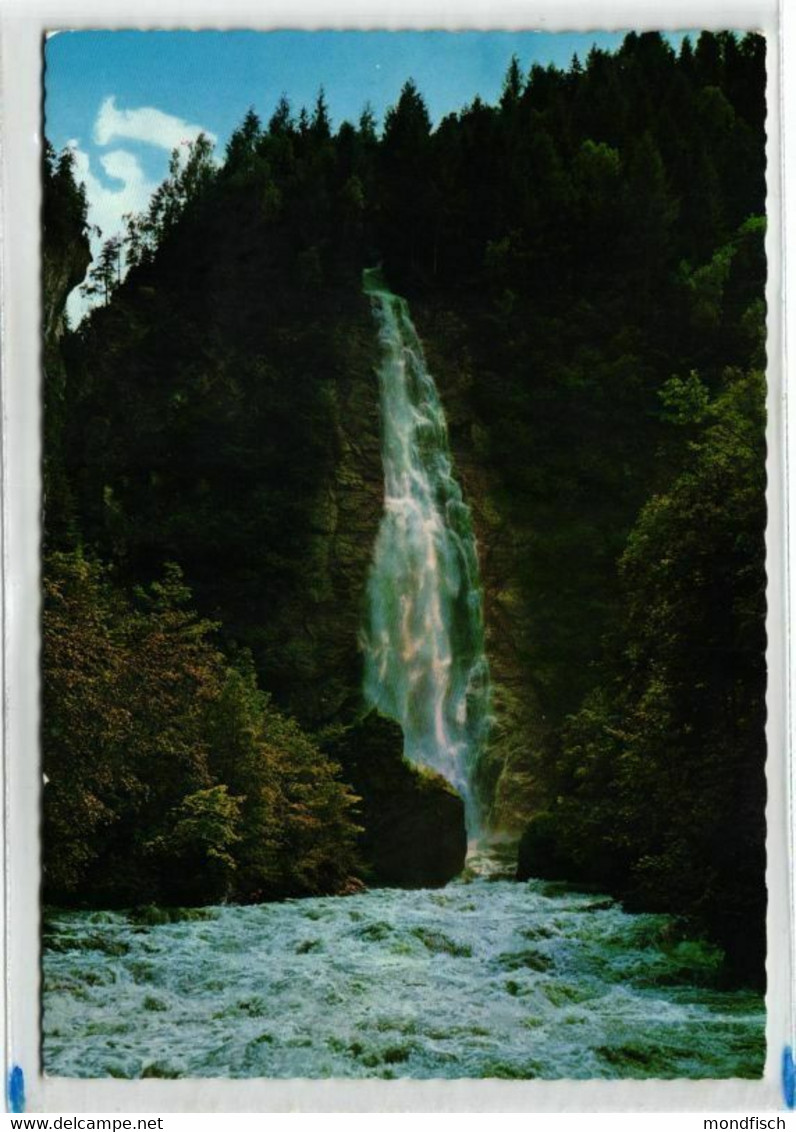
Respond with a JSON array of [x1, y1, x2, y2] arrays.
[[43, 875, 764, 1079]]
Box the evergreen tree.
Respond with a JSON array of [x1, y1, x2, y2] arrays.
[[80, 235, 122, 306], [268, 93, 294, 136], [311, 86, 332, 139], [500, 54, 525, 111]]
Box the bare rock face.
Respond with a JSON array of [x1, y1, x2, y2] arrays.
[[416, 305, 548, 834], [43, 234, 91, 348], [42, 191, 91, 550], [256, 311, 386, 729], [323, 712, 468, 887]]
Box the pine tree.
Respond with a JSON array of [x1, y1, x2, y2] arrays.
[[268, 94, 294, 136], [311, 86, 331, 139], [500, 54, 525, 110]]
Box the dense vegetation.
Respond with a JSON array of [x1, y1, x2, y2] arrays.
[[43, 554, 361, 906], [43, 31, 766, 982], [43, 152, 363, 907]]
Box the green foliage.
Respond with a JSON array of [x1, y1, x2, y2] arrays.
[[500, 56, 525, 110], [538, 368, 766, 982], [146, 134, 217, 240], [205, 667, 362, 899], [680, 242, 737, 331], [156, 786, 243, 903], [42, 143, 91, 550], [43, 142, 88, 251], [42, 552, 361, 907], [80, 235, 122, 306], [225, 107, 263, 172], [658, 371, 711, 425], [42, 553, 133, 896]]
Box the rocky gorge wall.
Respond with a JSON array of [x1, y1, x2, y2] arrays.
[[414, 304, 548, 835], [268, 287, 544, 854], [237, 297, 471, 883]]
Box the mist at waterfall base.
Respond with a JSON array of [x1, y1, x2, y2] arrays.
[[361, 268, 491, 839], [41, 279, 765, 1081]]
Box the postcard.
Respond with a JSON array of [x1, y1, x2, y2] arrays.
[[1, 10, 789, 1113]]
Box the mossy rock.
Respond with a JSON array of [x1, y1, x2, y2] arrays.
[[323, 711, 467, 886], [127, 905, 220, 926], [411, 927, 472, 957]]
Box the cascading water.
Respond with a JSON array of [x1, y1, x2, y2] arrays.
[[362, 268, 491, 838]]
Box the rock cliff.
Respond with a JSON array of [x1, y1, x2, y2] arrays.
[[415, 304, 548, 834]]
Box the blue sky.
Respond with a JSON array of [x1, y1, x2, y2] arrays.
[[44, 29, 689, 319], [45, 29, 659, 150]]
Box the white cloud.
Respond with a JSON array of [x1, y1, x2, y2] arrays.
[[65, 96, 217, 325], [66, 142, 158, 326], [70, 143, 156, 243], [100, 149, 148, 186], [93, 95, 217, 152]]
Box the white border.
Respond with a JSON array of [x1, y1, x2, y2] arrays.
[[0, 0, 788, 1112]]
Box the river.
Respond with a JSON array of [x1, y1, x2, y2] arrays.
[[43, 869, 764, 1080]]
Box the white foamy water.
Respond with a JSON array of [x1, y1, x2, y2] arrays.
[[43, 878, 764, 1079]]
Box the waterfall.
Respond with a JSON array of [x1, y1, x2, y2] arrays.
[[362, 268, 491, 838]]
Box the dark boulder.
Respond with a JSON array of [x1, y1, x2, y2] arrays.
[[323, 711, 467, 886]]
